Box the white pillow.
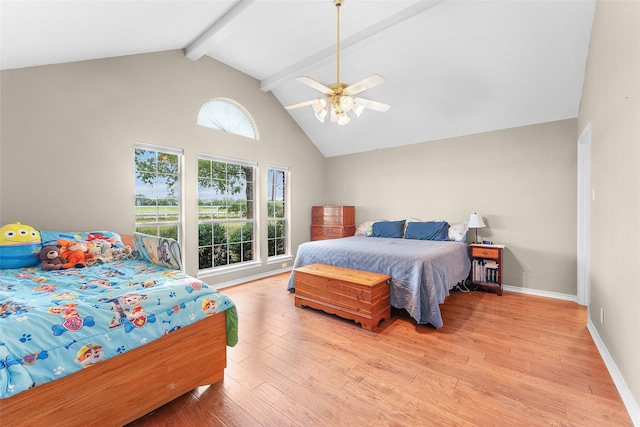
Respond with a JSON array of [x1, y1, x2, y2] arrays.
[[355, 220, 375, 236], [448, 221, 469, 242]]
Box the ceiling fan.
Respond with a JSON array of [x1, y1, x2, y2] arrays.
[[285, 0, 390, 126]]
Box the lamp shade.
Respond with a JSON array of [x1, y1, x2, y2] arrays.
[[468, 213, 486, 228]]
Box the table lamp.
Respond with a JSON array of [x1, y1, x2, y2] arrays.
[[468, 213, 486, 244]]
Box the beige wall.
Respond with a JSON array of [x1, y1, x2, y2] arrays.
[[325, 119, 578, 296], [0, 50, 325, 283], [578, 0, 640, 413]]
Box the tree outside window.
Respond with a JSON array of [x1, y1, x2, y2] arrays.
[[267, 167, 287, 257], [198, 157, 255, 270], [134, 145, 181, 240]]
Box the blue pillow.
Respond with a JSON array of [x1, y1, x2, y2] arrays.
[[370, 220, 406, 238], [405, 221, 450, 241]]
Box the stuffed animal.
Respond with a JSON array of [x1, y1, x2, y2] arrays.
[[39, 245, 66, 270], [58, 239, 94, 269]]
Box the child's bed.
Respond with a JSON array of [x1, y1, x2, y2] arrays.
[[0, 228, 238, 426], [287, 220, 471, 328]]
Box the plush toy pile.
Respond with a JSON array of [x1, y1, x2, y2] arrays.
[[0, 223, 136, 271]]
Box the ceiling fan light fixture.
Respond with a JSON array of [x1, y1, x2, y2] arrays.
[[337, 111, 351, 126], [340, 95, 354, 112], [285, 0, 389, 126], [330, 108, 338, 123], [313, 98, 328, 122]]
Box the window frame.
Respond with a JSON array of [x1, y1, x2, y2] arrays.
[[197, 98, 259, 140], [133, 142, 184, 247], [196, 154, 260, 277], [266, 165, 291, 264]]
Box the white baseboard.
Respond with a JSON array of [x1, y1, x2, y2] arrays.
[[502, 284, 577, 302], [586, 319, 640, 426], [505, 285, 638, 425]]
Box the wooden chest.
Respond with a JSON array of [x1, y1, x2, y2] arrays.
[[310, 205, 355, 241], [294, 264, 391, 331]]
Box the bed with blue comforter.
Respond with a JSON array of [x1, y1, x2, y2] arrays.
[[0, 258, 238, 399], [288, 235, 470, 328], [0, 228, 238, 425]]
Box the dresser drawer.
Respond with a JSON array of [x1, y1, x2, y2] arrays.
[[470, 246, 500, 259], [312, 214, 344, 226], [311, 226, 355, 240], [312, 206, 343, 216]]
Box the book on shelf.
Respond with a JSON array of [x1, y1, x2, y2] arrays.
[[472, 259, 500, 283]]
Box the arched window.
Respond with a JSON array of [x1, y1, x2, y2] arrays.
[[197, 98, 258, 139]]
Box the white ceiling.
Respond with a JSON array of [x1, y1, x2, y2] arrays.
[[0, 0, 596, 157]]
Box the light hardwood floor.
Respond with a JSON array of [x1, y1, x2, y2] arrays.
[[128, 273, 631, 426]]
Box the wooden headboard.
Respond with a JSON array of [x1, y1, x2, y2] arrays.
[[120, 234, 135, 249]]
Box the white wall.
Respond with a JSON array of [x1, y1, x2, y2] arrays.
[[324, 119, 578, 296], [0, 50, 325, 283], [578, 0, 640, 416]]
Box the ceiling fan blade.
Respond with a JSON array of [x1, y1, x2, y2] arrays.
[[296, 76, 334, 95], [285, 99, 317, 110], [345, 74, 385, 96], [354, 97, 391, 112]]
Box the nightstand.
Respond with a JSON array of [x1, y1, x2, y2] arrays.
[[469, 244, 504, 295]]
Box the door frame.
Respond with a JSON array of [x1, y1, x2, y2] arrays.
[[577, 123, 591, 306]]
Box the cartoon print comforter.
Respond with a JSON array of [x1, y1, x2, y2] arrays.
[[0, 259, 238, 398]]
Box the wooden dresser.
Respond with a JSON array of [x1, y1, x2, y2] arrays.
[[311, 205, 355, 241]]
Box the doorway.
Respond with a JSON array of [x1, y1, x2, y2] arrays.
[[577, 123, 591, 306]]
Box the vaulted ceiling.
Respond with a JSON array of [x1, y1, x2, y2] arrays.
[[0, 0, 596, 157]]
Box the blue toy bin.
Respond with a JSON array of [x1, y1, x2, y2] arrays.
[[0, 243, 41, 269]]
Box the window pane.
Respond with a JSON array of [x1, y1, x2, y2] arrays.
[[198, 159, 211, 178], [197, 98, 257, 139], [135, 149, 157, 172], [266, 167, 288, 260], [157, 174, 179, 199], [136, 224, 158, 236], [134, 144, 181, 241], [158, 153, 179, 175], [213, 223, 228, 245], [199, 246, 212, 270], [199, 223, 213, 247], [274, 201, 284, 219], [197, 156, 256, 271], [214, 244, 229, 267], [158, 225, 178, 240]]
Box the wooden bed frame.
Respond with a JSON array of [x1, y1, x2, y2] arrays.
[[1, 306, 228, 426]]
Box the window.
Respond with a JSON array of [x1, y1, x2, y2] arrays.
[[267, 167, 288, 258], [197, 98, 258, 140], [134, 144, 182, 240], [198, 155, 256, 271]]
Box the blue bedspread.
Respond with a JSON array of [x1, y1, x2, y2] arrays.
[[287, 236, 470, 328], [0, 259, 237, 398]]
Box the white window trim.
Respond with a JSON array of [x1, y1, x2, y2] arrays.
[[266, 164, 290, 259], [134, 142, 185, 250], [196, 260, 263, 280], [196, 154, 259, 272]]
